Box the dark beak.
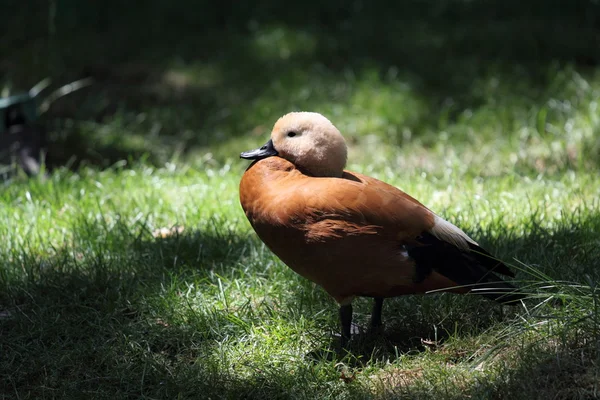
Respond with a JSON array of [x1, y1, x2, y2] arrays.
[[240, 139, 278, 160]]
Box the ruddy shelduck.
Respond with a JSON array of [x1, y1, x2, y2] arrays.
[[239, 112, 522, 345]]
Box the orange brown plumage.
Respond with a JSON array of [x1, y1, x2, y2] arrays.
[[239, 112, 522, 345]]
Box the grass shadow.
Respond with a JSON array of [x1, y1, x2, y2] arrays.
[[0, 226, 270, 397], [469, 342, 599, 399]]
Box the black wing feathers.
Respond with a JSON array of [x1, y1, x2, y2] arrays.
[[406, 233, 523, 304]]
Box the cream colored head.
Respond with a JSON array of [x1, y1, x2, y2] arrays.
[[270, 112, 347, 177]]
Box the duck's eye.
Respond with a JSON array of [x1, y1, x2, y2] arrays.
[[287, 131, 297, 138]]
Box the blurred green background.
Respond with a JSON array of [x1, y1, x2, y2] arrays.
[[2, 0, 599, 171]]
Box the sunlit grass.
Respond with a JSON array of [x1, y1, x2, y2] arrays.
[[0, 154, 599, 398]]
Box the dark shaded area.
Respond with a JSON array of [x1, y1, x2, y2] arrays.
[[470, 343, 599, 399], [1, 0, 599, 167], [0, 105, 46, 176], [0, 227, 262, 398]]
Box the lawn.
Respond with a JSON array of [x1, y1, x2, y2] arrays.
[[1, 1, 600, 399]]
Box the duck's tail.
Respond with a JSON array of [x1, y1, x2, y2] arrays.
[[408, 233, 524, 304]]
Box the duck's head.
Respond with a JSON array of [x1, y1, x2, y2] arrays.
[[241, 112, 348, 177]]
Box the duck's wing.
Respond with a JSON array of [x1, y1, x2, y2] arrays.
[[300, 172, 519, 286], [299, 172, 436, 240]]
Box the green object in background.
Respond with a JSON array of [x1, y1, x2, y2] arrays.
[[0, 77, 92, 134], [0, 78, 50, 132]]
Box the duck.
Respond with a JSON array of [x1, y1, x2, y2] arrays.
[[239, 112, 522, 345]]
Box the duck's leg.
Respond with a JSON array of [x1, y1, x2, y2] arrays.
[[339, 303, 353, 346], [371, 297, 384, 328]]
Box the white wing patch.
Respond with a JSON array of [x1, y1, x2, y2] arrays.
[[428, 214, 478, 251]]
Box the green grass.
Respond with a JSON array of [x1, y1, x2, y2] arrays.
[[1, 162, 599, 399], [1, 1, 600, 398]]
